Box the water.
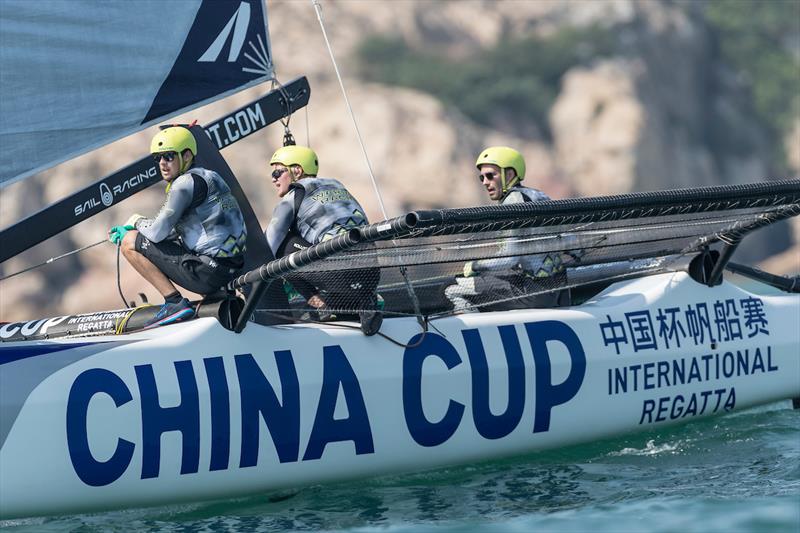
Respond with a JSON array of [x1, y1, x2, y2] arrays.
[[4, 402, 799, 532]]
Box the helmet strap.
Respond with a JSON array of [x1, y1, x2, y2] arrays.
[[290, 165, 302, 182], [499, 168, 521, 199], [178, 151, 194, 174], [501, 168, 520, 193]]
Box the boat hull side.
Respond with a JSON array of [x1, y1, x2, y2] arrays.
[[1, 272, 798, 518]]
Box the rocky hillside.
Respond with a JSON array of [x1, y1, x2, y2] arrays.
[[1, 0, 798, 321]]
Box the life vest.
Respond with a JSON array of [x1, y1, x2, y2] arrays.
[[290, 177, 369, 244], [501, 185, 564, 277], [174, 167, 247, 258]]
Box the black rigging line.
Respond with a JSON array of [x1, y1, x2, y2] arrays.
[[0, 239, 107, 282]]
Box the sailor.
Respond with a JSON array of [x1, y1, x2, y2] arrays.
[[266, 145, 382, 336], [445, 146, 571, 312], [108, 126, 247, 328]]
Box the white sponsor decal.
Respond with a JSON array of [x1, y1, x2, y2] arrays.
[[199, 2, 251, 63], [198, 1, 271, 76], [73, 167, 158, 217]]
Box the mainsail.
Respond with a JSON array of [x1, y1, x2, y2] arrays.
[[0, 0, 273, 189]]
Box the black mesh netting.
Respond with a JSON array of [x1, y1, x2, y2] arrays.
[[242, 181, 800, 323]]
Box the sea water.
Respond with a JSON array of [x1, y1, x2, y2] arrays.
[[3, 401, 798, 532]]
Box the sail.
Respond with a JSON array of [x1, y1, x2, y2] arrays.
[[0, 0, 272, 189]]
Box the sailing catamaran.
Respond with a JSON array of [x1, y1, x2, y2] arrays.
[[1, 0, 798, 520]]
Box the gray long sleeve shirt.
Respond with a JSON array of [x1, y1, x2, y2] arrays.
[[472, 185, 566, 277], [266, 177, 368, 257], [135, 167, 247, 258]]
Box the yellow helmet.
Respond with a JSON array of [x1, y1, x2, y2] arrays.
[[150, 126, 197, 156], [270, 145, 319, 176], [475, 146, 526, 193]]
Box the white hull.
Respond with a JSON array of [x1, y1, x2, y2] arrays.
[[1, 272, 798, 518]]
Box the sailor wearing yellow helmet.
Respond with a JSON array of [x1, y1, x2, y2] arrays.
[[108, 126, 247, 328], [266, 145, 382, 335], [445, 146, 570, 311]]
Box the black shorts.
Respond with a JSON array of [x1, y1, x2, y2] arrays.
[[278, 233, 380, 309], [135, 233, 243, 295]]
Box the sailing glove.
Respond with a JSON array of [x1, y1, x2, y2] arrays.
[[108, 225, 135, 245]]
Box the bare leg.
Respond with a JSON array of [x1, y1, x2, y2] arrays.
[[121, 230, 179, 298], [307, 294, 326, 308]]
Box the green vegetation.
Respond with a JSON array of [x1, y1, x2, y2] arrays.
[[705, 0, 800, 161], [356, 26, 616, 138], [355, 2, 799, 167]]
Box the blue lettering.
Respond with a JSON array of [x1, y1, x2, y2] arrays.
[[673, 358, 685, 384], [670, 394, 685, 419], [67, 369, 135, 487], [736, 350, 750, 375], [767, 346, 778, 371], [640, 399, 654, 424], [751, 348, 765, 373], [688, 359, 701, 382], [403, 333, 465, 447], [303, 345, 374, 460], [204, 357, 230, 471], [525, 321, 586, 433], [657, 360, 670, 388], [702, 353, 714, 378], [614, 367, 627, 394], [711, 388, 726, 412], [236, 351, 300, 466], [629, 364, 641, 390], [699, 390, 712, 413], [463, 326, 525, 440], [684, 393, 698, 417], [724, 388, 736, 411], [643, 362, 655, 390], [722, 352, 734, 378], [655, 396, 669, 422], [136, 361, 199, 479]]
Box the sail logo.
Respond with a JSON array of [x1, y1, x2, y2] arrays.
[[99, 183, 113, 207], [73, 167, 159, 217], [199, 2, 249, 62], [198, 1, 271, 75]]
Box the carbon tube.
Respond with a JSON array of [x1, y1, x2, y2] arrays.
[[230, 227, 363, 289]]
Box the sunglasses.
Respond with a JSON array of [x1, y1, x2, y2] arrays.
[[478, 171, 499, 182], [153, 151, 178, 163], [272, 167, 289, 179]]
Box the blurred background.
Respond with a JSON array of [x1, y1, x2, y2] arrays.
[[1, 0, 798, 321]]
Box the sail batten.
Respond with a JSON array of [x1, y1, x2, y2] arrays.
[[0, 0, 272, 189]]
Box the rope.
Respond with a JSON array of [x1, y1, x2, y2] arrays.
[[310, 0, 389, 220], [308, 0, 431, 338], [253, 308, 428, 348], [116, 245, 130, 307], [271, 77, 297, 146], [0, 239, 107, 282], [305, 104, 311, 146], [115, 304, 152, 335]]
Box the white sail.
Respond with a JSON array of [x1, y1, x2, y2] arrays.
[[0, 0, 272, 189]]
